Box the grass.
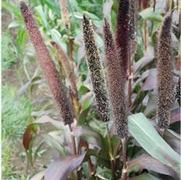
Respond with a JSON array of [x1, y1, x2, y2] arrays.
[[2, 84, 33, 179], [2, 32, 18, 70], [2, 84, 33, 139]]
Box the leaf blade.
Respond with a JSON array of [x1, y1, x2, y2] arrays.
[[128, 113, 180, 172]]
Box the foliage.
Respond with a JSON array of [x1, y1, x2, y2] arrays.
[[2, 32, 18, 69]]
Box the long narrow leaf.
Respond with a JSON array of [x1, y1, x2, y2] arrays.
[[128, 113, 180, 172]]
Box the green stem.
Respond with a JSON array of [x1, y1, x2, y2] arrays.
[[106, 124, 115, 179], [121, 138, 127, 180]]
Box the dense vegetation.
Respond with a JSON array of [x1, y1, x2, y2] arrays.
[[2, 0, 180, 179]]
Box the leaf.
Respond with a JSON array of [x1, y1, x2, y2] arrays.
[[163, 129, 181, 154], [142, 69, 157, 91], [133, 46, 154, 74], [42, 0, 60, 15], [16, 28, 27, 47], [171, 107, 181, 124], [73, 126, 102, 148], [36, 115, 64, 129], [44, 153, 86, 180], [78, 84, 90, 96], [23, 123, 38, 151], [2, 1, 21, 18], [35, 5, 49, 30], [49, 29, 62, 47], [103, 0, 113, 18], [95, 166, 112, 180], [30, 171, 45, 180], [128, 113, 180, 172], [130, 173, 162, 180], [8, 21, 21, 29], [144, 93, 157, 117], [128, 154, 176, 177], [139, 8, 163, 22], [44, 133, 66, 155]]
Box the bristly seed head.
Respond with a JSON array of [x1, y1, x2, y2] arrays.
[[82, 15, 110, 122], [115, 0, 130, 76], [20, 1, 73, 125], [103, 19, 128, 138], [157, 12, 174, 129]]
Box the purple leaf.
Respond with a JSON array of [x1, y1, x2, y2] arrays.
[[163, 129, 181, 154], [128, 154, 177, 177], [133, 46, 154, 74], [142, 69, 157, 91], [171, 107, 181, 124], [44, 153, 86, 180]]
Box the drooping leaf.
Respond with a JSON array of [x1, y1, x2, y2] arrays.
[[133, 46, 154, 74], [44, 153, 86, 180], [128, 113, 180, 172], [130, 173, 162, 180], [128, 154, 176, 177], [23, 123, 38, 151], [36, 115, 64, 129], [73, 126, 102, 148]]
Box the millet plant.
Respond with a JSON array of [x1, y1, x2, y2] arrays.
[[18, 0, 180, 179]]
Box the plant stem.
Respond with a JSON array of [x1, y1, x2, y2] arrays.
[[68, 123, 77, 155], [144, 20, 148, 50], [121, 138, 127, 180], [69, 123, 80, 180], [68, 37, 74, 63], [106, 124, 115, 179], [88, 157, 95, 177], [153, 0, 156, 12], [128, 46, 132, 107]]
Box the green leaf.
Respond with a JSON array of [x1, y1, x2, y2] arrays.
[[128, 113, 180, 172], [2, 1, 21, 18], [41, 0, 60, 15], [8, 21, 21, 29], [35, 5, 49, 30], [16, 28, 27, 48], [139, 8, 163, 22], [49, 29, 62, 47]]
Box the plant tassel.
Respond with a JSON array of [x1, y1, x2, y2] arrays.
[[157, 12, 174, 130], [82, 15, 110, 122]]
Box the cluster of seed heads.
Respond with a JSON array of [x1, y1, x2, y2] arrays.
[[20, 0, 175, 138], [20, 1, 73, 125], [82, 15, 110, 122], [157, 12, 174, 129]]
